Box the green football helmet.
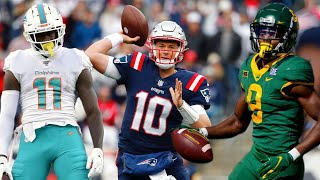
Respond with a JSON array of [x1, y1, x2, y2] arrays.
[[250, 3, 299, 58]]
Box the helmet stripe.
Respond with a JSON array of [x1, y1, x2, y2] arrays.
[[37, 4, 47, 24]]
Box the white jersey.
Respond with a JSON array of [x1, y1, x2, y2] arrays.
[[4, 47, 92, 126]]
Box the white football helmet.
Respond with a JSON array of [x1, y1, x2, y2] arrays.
[[147, 21, 187, 69], [23, 3, 65, 56]]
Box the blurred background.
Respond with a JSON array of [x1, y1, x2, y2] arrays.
[[1, 0, 320, 179]]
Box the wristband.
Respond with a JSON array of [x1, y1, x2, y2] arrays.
[[288, 147, 300, 161], [178, 100, 200, 125], [104, 33, 123, 48]]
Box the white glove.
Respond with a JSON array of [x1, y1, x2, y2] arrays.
[[86, 148, 103, 179], [0, 156, 13, 180]]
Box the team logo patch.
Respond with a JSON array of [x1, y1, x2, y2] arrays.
[[137, 158, 157, 166], [242, 70, 248, 78], [114, 57, 128, 64], [269, 68, 277, 76], [200, 88, 210, 103]]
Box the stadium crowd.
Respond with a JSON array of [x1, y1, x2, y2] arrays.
[[0, 0, 320, 179]]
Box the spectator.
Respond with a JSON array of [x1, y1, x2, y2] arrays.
[[178, 49, 202, 72], [296, 26, 320, 93], [185, 11, 207, 63], [202, 65, 226, 123]]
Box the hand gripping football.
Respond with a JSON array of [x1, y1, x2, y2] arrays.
[[121, 5, 149, 46], [171, 128, 213, 163]]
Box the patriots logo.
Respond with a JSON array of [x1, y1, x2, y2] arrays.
[[137, 158, 157, 166], [200, 88, 210, 103]]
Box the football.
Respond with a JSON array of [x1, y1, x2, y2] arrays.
[[121, 5, 149, 46], [171, 128, 213, 163]]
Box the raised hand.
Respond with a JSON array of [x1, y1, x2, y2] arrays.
[[169, 78, 183, 109], [119, 33, 140, 44]]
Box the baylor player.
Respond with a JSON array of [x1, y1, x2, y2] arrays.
[[179, 3, 320, 180]]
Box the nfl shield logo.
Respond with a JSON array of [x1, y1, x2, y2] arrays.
[[269, 68, 278, 76], [157, 80, 164, 87]]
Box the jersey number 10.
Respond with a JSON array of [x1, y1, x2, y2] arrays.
[[33, 77, 62, 109], [131, 92, 173, 136]]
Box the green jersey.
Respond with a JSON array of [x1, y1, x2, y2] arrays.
[[239, 53, 314, 155]]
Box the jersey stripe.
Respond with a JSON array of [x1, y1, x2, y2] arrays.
[[130, 52, 145, 71], [186, 73, 205, 92]]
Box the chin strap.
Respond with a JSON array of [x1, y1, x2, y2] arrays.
[[259, 42, 273, 58], [41, 42, 55, 57]]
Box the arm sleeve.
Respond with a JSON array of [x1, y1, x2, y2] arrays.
[[113, 53, 135, 85], [103, 56, 121, 80], [188, 78, 211, 110], [281, 58, 314, 97], [0, 90, 19, 156], [283, 59, 314, 84]]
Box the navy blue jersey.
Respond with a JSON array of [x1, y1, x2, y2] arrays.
[[114, 51, 210, 154]]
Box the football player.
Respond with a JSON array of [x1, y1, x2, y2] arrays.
[[85, 21, 212, 180], [0, 3, 103, 180], [179, 3, 320, 180]]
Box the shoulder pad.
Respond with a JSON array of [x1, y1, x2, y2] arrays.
[[3, 50, 22, 72], [73, 48, 92, 71], [130, 51, 146, 72]]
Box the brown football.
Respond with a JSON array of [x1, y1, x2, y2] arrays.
[[171, 128, 213, 163], [121, 5, 149, 46]]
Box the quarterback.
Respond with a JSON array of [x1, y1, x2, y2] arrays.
[[0, 3, 103, 180], [86, 21, 212, 179]]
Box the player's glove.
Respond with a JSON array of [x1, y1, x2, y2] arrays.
[[86, 148, 104, 179], [258, 152, 293, 180], [0, 156, 13, 180]]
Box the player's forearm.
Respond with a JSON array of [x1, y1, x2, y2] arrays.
[[295, 119, 320, 156], [85, 33, 124, 74], [205, 114, 247, 139], [87, 109, 104, 149], [191, 114, 211, 128], [85, 37, 113, 56], [85, 38, 113, 74]]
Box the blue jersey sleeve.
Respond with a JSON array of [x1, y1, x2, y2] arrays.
[[113, 51, 147, 84], [187, 78, 211, 110], [113, 54, 132, 85], [183, 72, 211, 110]]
